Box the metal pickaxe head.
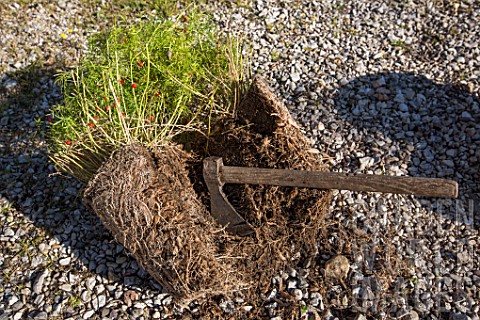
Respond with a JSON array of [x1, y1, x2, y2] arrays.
[[203, 157, 255, 236]]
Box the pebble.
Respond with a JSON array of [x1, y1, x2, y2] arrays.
[[33, 311, 48, 320], [85, 277, 96, 291], [287, 279, 297, 289], [325, 255, 350, 282], [399, 103, 409, 112], [131, 308, 144, 318], [3, 79, 18, 90], [242, 305, 253, 312], [32, 270, 49, 294], [134, 302, 146, 309], [359, 157, 374, 170], [59, 284, 72, 292], [7, 295, 19, 306], [34, 294, 44, 306], [290, 288, 303, 300], [83, 310, 95, 319], [4, 227, 15, 237], [92, 294, 106, 309], [461, 111, 474, 122], [13, 311, 24, 320], [81, 290, 91, 302], [11, 301, 24, 311], [291, 72, 301, 82], [442, 159, 455, 168]]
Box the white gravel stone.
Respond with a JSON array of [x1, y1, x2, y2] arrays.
[[291, 72, 301, 82], [7, 295, 19, 306], [32, 270, 49, 295], [4, 227, 15, 237], [13, 311, 25, 320], [83, 310, 95, 319], [58, 257, 71, 266], [291, 288, 303, 300]]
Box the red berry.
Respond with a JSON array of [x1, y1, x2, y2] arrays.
[[46, 118, 52, 123], [103, 97, 108, 101], [131, 83, 137, 89], [88, 122, 94, 128], [155, 92, 160, 97], [94, 116, 99, 120], [182, 15, 188, 23], [66, 140, 72, 145], [121, 112, 126, 117], [138, 61, 144, 67], [105, 106, 110, 111], [120, 79, 125, 85]]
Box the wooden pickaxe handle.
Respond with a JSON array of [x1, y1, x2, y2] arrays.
[[203, 157, 458, 236], [221, 164, 458, 198]]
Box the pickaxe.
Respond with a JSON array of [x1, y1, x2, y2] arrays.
[[203, 157, 458, 236]]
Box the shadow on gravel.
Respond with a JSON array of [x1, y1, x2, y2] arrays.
[[0, 66, 159, 313], [331, 72, 479, 226]]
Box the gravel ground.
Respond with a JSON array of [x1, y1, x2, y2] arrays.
[[1, 0, 479, 319]]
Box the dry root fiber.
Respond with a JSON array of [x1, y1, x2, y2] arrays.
[[206, 76, 332, 293], [83, 144, 246, 299], [83, 76, 333, 306]]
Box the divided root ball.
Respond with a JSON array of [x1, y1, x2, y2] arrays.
[[205, 76, 333, 291], [82, 76, 333, 307], [83, 144, 247, 300]]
